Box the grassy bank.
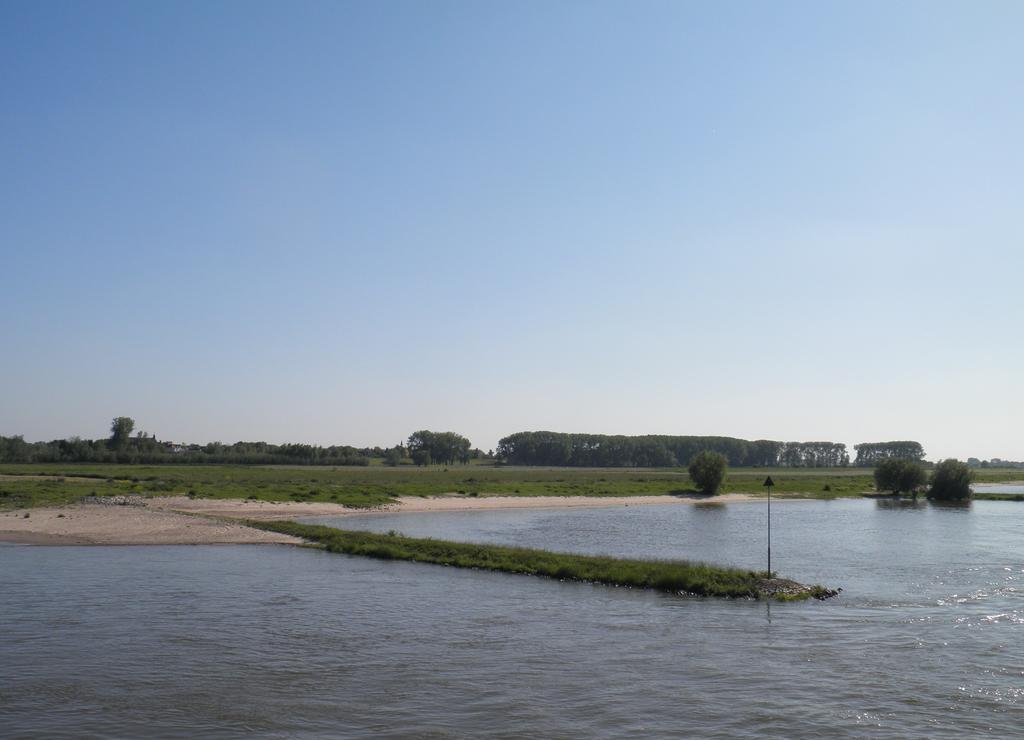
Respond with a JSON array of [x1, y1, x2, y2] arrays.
[[974, 492, 1024, 501], [0, 463, 883, 509], [250, 520, 837, 601], [2, 462, 1021, 511]]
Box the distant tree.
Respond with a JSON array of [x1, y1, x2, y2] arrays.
[[776, 441, 849, 467], [495, 432, 849, 468], [109, 416, 135, 449], [688, 451, 728, 495], [407, 430, 472, 466], [854, 441, 926, 466], [385, 445, 406, 467], [0, 435, 33, 463], [928, 459, 973, 501], [411, 448, 432, 467], [874, 458, 927, 495]]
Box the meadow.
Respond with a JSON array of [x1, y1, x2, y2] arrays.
[[1, 462, 1020, 512]]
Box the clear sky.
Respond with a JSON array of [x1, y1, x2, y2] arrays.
[[2, 1, 1022, 460]]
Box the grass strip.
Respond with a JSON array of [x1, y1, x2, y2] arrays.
[[974, 492, 1024, 501], [3, 463, 1022, 511], [250, 520, 837, 601]]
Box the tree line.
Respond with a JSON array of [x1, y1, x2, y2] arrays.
[[853, 441, 925, 466], [0, 433, 375, 466], [0, 418, 490, 467], [0, 417, 372, 466], [0, 417, 931, 469], [967, 457, 1024, 469], [496, 432, 857, 468]]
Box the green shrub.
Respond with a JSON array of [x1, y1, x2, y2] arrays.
[[928, 459, 973, 500], [874, 458, 927, 494], [688, 451, 727, 495]]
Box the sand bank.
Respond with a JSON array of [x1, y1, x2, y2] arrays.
[[0, 492, 759, 546], [380, 492, 758, 512], [147, 492, 758, 519], [0, 504, 302, 546]]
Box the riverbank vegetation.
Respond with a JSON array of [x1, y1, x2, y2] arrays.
[[928, 459, 974, 501], [249, 521, 836, 600], [974, 491, 1024, 501], [688, 451, 728, 495], [871, 458, 980, 501], [2, 463, 1021, 512], [873, 459, 928, 495]]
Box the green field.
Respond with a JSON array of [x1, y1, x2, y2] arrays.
[[1, 462, 1021, 511], [249, 521, 837, 601]]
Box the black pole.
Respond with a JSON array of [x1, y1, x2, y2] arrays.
[[767, 483, 771, 574]]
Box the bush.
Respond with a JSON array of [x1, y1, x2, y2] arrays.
[[874, 458, 927, 495], [688, 451, 728, 495], [928, 459, 973, 500]]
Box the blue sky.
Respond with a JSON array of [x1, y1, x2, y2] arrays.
[[2, 1, 1022, 459]]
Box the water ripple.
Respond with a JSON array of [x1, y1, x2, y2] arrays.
[[3, 500, 1023, 737]]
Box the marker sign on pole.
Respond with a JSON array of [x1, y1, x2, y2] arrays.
[[763, 477, 774, 574]]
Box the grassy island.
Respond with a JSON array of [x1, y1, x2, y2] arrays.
[[250, 521, 838, 601]]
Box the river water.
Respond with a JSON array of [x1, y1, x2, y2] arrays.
[[2, 499, 1022, 737]]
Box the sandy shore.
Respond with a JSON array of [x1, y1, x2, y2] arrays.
[[0, 493, 758, 546], [0, 504, 302, 546], [381, 492, 758, 512]]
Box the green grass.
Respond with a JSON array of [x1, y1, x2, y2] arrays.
[[0, 477, 133, 510], [250, 520, 836, 601], [974, 492, 1024, 501], [2, 462, 1020, 511]]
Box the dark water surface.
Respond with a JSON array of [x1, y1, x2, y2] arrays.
[[2, 499, 1023, 738]]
